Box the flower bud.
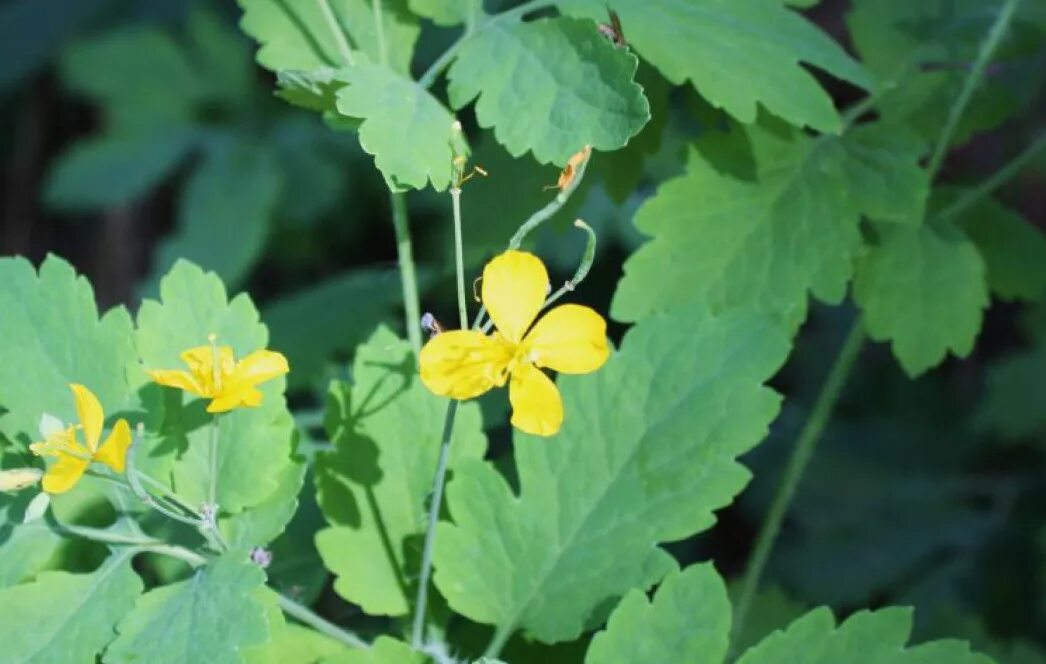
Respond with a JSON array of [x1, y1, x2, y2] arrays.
[[0, 468, 43, 492]]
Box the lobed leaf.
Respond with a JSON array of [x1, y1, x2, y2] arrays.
[[315, 327, 486, 616], [433, 307, 789, 643], [447, 16, 650, 165], [854, 223, 988, 376]]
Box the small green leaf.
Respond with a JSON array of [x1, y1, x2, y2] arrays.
[[0, 551, 142, 662], [854, 223, 988, 376], [147, 138, 283, 291], [44, 129, 197, 211], [135, 260, 298, 513], [565, 0, 873, 133], [586, 563, 730, 664], [408, 0, 480, 26], [335, 64, 467, 190], [737, 607, 994, 664], [315, 327, 486, 616], [434, 307, 789, 643], [0, 255, 144, 449], [106, 553, 269, 664], [447, 16, 650, 164]]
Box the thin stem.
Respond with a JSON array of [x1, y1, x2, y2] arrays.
[[207, 416, 220, 508], [138, 544, 208, 567], [317, 0, 356, 66], [730, 318, 866, 653], [926, 0, 1023, 178], [451, 188, 468, 329], [278, 593, 370, 650], [372, 0, 388, 66], [418, 0, 558, 88], [411, 400, 460, 648], [509, 150, 591, 249], [391, 191, 423, 360], [46, 514, 163, 547], [935, 132, 1046, 222], [484, 623, 514, 658]]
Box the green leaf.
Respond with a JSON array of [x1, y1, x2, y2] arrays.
[[585, 563, 730, 663], [854, 223, 988, 376], [0, 499, 62, 588], [106, 553, 269, 664], [613, 123, 858, 329], [947, 193, 1046, 302], [222, 446, 307, 548], [565, 0, 872, 134], [447, 16, 650, 164], [262, 268, 407, 391], [44, 129, 198, 211], [976, 347, 1046, 440], [315, 327, 487, 616], [408, 0, 480, 26], [0, 551, 142, 663], [728, 586, 807, 656], [737, 607, 994, 664], [335, 64, 467, 190], [238, 0, 420, 76], [135, 260, 298, 513], [245, 622, 348, 664], [838, 123, 928, 224], [0, 255, 144, 449], [147, 138, 283, 291], [326, 636, 425, 663], [276, 67, 347, 113], [433, 307, 789, 643], [187, 9, 256, 110]]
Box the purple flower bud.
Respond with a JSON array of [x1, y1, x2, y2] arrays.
[[250, 547, 273, 569]]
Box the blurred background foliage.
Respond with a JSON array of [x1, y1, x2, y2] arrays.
[[0, 0, 1043, 659]]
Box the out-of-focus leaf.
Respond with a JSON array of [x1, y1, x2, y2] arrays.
[[854, 222, 988, 376], [147, 138, 283, 291], [0, 0, 112, 90], [315, 327, 486, 616], [44, 128, 197, 211], [447, 16, 650, 165], [977, 347, 1046, 441], [434, 307, 789, 644], [187, 8, 256, 109]]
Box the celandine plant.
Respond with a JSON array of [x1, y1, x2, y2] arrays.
[[0, 0, 1044, 662]]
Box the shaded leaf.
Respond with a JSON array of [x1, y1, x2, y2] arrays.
[[409, 0, 480, 26], [977, 347, 1046, 441]]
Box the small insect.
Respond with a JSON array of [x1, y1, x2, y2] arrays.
[[547, 145, 592, 192], [421, 312, 445, 337], [597, 8, 626, 48]]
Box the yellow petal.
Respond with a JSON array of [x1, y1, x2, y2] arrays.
[[179, 345, 235, 394], [226, 350, 289, 392], [509, 363, 564, 437], [482, 251, 549, 343], [69, 384, 104, 452], [206, 387, 263, 413], [41, 453, 90, 494], [523, 304, 610, 375], [419, 330, 513, 400], [149, 369, 206, 396], [94, 419, 132, 473]]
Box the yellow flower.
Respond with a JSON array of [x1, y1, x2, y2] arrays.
[[29, 384, 132, 494], [148, 339, 289, 413], [420, 250, 609, 436]]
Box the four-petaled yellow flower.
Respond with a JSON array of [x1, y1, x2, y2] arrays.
[[148, 340, 289, 413], [420, 250, 609, 436], [30, 384, 132, 494]]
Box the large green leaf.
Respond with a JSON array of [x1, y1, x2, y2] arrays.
[[613, 121, 909, 329], [433, 307, 789, 643], [135, 260, 298, 514], [565, 0, 873, 134], [147, 138, 283, 291], [0, 551, 142, 663], [106, 553, 269, 663], [335, 64, 467, 190], [315, 326, 486, 616], [854, 223, 988, 376], [238, 0, 419, 76], [44, 129, 198, 211], [447, 16, 650, 165], [586, 564, 730, 664], [737, 607, 994, 664], [0, 255, 144, 449]]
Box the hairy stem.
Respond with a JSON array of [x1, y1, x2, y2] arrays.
[[278, 593, 371, 650], [926, 0, 1023, 178], [935, 132, 1046, 222], [731, 319, 866, 652], [316, 0, 356, 66], [391, 191, 423, 359]]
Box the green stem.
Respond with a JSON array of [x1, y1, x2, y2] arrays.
[[411, 399, 461, 648], [926, 0, 1023, 178], [391, 191, 423, 360], [47, 515, 163, 547], [207, 416, 220, 508], [451, 188, 468, 329], [935, 132, 1046, 222], [138, 543, 208, 567], [372, 0, 388, 66], [730, 319, 866, 653], [278, 593, 370, 650], [509, 149, 591, 249], [316, 0, 356, 66], [418, 0, 558, 88]]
